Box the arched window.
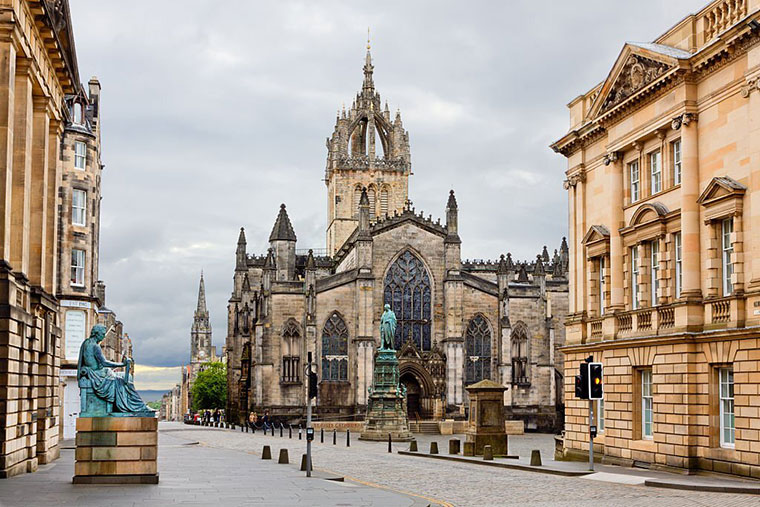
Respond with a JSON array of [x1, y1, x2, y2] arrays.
[[511, 322, 529, 385], [282, 320, 300, 382], [354, 185, 363, 218], [73, 102, 83, 125], [380, 187, 389, 217], [321, 312, 348, 381], [465, 315, 491, 385], [383, 251, 432, 350], [367, 184, 377, 220]]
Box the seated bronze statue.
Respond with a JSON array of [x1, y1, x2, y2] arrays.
[[77, 324, 154, 417]]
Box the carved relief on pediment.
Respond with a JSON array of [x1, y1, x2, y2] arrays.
[[600, 55, 672, 114]]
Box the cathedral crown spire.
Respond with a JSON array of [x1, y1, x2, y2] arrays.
[[363, 30, 374, 93]]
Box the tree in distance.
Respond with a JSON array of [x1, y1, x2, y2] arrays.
[[191, 361, 227, 412]]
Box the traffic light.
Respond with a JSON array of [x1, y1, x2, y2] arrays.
[[589, 362, 603, 400], [308, 370, 318, 399], [575, 362, 589, 399]]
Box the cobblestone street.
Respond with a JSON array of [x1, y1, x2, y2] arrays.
[[168, 423, 760, 506]]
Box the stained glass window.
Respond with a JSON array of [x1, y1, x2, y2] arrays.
[[383, 251, 432, 350], [465, 315, 491, 385], [321, 312, 348, 381], [282, 320, 300, 382]]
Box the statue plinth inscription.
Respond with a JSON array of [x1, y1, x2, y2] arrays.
[[73, 325, 158, 484], [360, 305, 413, 442]]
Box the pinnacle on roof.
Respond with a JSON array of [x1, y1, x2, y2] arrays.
[[535, 255, 546, 276], [269, 203, 297, 242], [505, 253, 515, 270], [517, 263, 529, 283], [264, 248, 276, 270], [497, 254, 509, 275], [237, 227, 247, 245], [541, 246, 550, 263], [196, 271, 207, 314], [363, 32, 374, 93], [447, 189, 458, 210], [360, 187, 370, 206], [561, 236, 569, 253], [306, 249, 316, 270]]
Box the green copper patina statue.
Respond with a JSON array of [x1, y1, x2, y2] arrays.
[[379, 303, 397, 350], [77, 324, 154, 417]]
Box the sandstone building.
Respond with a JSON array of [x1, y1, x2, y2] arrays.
[[226, 46, 569, 431], [552, 0, 760, 475], [0, 0, 81, 477]]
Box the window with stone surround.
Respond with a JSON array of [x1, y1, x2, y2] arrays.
[[72, 189, 87, 226], [719, 367, 735, 448], [629, 160, 640, 202], [321, 312, 348, 381], [74, 141, 86, 170], [641, 369, 653, 439], [281, 320, 301, 383], [71, 249, 85, 287], [631, 246, 640, 310], [380, 186, 389, 217], [383, 250, 432, 350], [510, 322, 530, 386], [353, 185, 362, 218], [465, 315, 491, 385], [722, 218, 734, 296], [649, 150, 661, 194], [597, 398, 604, 433], [582, 225, 610, 317], [649, 240, 659, 306], [674, 232, 682, 299], [599, 256, 606, 315], [367, 184, 376, 220], [672, 140, 681, 185], [73, 102, 83, 125]]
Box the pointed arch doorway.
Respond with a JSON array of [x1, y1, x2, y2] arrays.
[[400, 372, 422, 420]]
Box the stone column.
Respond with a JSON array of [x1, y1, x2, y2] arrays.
[[28, 96, 50, 287], [678, 113, 702, 300], [608, 155, 625, 311], [0, 40, 16, 260], [747, 74, 760, 291], [9, 58, 32, 275], [566, 180, 576, 314]]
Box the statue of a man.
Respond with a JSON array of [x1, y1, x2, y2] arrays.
[[379, 304, 397, 350], [77, 324, 154, 417]]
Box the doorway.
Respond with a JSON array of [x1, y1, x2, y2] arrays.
[[401, 372, 421, 421]]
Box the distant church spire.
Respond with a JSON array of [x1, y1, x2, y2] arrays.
[[196, 271, 208, 314], [191, 271, 212, 364]]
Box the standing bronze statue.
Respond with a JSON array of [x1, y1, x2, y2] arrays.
[[379, 303, 397, 350]]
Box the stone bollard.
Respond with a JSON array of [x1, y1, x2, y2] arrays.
[[262, 445, 272, 460], [483, 445, 493, 461], [430, 442, 439, 455], [278, 448, 289, 464], [530, 449, 542, 466], [409, 440, 418, 452], [320, 428, 324, 443], [463, 442, 475, 457], [333, 429, 336, 445], [449, 439, 460, 455], [347, 429, 350, 447], [300, 453, 312, 471]]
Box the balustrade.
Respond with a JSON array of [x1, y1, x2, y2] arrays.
[[702, 0, 747, 41]]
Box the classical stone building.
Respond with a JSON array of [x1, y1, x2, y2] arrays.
[[552, 0, 760, 475], [225, 46, 569, 431], [0, 0, 85, 478]]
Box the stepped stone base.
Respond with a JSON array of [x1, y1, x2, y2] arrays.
[[73, 417, 159, 484], [360, 349, 412, 442]]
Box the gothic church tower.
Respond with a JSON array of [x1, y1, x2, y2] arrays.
[[325, 40, 411, 256], [191, 272, 213, 363]]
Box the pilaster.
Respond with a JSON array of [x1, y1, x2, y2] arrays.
[[28, 96, 50, 287], [9, 58, 33, 276]]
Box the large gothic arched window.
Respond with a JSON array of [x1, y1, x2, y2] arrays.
[[383, 251, 432, 350], [282, 320, 300, 383], [511, 322, 530, 386], [321, 312, 348, 381], [465, 315, 491, 385]]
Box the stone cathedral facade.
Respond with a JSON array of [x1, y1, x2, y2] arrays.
[[225, 47, 569, 431]]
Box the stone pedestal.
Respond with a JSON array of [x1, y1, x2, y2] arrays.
[[360, 349, 413, 441], [73, 417, 159, 484], [465, 380, 508, 456]]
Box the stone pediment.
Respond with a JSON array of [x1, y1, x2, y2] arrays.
[[582, 225, 610, 245], [697, 176, 747, 205], [397, 340, 422, 360], [588, 43, 688, 119], [630, 202, 669, 227]]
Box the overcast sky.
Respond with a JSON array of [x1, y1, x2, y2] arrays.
[[68, 0, 707, 390]]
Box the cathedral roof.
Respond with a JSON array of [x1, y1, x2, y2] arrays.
[[269, 204, 297, 242]]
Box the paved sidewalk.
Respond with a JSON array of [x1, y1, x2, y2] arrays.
[[0, 427, 431, 507]]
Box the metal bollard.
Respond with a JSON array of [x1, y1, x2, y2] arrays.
[[347, 429, 350, 447], [320, 428, 324, 443], [280, 423, 283, 438], [271, 425, 275, 436], [299, 424, 302, 440], [252, 424, 256, 434], [388, 433, 392, 453], [289, 425, 292, 439], [333, 429, 336, 445]]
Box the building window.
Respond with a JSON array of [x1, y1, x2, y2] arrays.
[[719, 367, 735, 448], [368, 185, 376, 220], [282, 320, 300, 383], [722, 218, 733, 296], [511, 322, 529, 385], [353, 185, 362, 218], [629, 161, 640, 202], [631, 246, 640, 310], [321, 312, 348, 381], [597, 398, 605, 433], [72, 189, 87, 226], [672, 140, 681, 185], [71, 249, 85, 287], [73, 102, 83, 125], [650, 151, 661, 194], [74, 141, 87, 169], [642, 369, 653, 439], [465, 315, 491, 385], [380, 187, 389, 217], [675, 232, 682, 299], [599, 256, 606, 315], [383, 250, 432, 350], [650, 241, 659, 306]]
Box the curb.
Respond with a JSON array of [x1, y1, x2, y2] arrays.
[[397, 451, 592, 477], [644, 479, 760, 495]]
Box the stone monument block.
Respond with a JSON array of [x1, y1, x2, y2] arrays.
[[465, 379, 508, 456], [73, 417, 158, 484]]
